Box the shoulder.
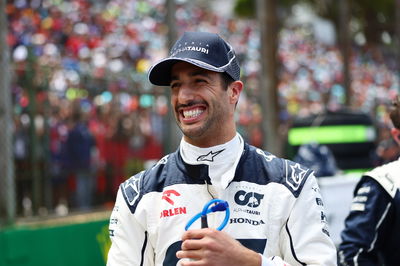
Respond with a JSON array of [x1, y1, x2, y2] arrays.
[[120, 154, 173, 213], [240, 144, 314, 197], [363, 158, 400, 198]]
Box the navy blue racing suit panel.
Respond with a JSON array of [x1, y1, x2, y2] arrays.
[[339, 176, 396, 266]]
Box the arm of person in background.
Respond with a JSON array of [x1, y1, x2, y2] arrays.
[[107, 183, 154, 266], [177, 175, 337, 266], [338, 176, 394, 266]]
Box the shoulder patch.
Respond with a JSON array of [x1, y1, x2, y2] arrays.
[[255, 148, 276, 162], [151, 154, 170, 170], [365, 160, 400, 198], [121, 171, 144, 211], [285, 161, 309, 191]]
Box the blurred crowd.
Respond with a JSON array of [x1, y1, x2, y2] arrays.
[[6, 0, 400, 215]]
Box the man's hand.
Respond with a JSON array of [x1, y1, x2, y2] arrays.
[[176, 228, 261, 266]]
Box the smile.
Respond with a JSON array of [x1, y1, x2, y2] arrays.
[[183, 108, 204, 119]]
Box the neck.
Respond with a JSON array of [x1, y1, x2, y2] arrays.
[[180, 133, 244, 190], [183, 126, 237, 148], [180, 133, 240, 165]]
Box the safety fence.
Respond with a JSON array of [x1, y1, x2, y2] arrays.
[[0, 211, 110, 266]]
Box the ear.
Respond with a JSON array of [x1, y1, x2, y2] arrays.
[[228, 80, 243, 105], [391, 128, 400, 146]]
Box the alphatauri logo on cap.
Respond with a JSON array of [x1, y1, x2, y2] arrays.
[[171, 41, 210, 57]]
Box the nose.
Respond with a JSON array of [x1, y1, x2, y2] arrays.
[[176, 83, 195, 104]]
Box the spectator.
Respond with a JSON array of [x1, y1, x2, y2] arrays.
[[63, 100, 96, 211]]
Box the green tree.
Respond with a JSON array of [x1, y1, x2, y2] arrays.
[[234, 0, 396, 45]]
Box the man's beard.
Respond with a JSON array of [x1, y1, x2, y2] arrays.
[[176, 108, 223, 141]]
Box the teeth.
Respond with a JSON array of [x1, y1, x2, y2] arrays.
[[183, 109, 203, 118]]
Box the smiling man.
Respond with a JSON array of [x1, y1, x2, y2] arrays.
[[107, 31, 337, 266]]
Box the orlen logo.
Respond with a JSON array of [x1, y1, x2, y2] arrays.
[[160, 190, 187, 218], [162, 190, 180, 205], [234, 190, 264, 208]]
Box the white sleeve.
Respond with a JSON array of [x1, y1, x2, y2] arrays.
[[279, 175, 337, 266], [260, 254, 289, 266], [260, 175, 337, 266], [107, 188, 154, 266]]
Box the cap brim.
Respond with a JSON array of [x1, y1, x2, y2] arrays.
[[148, 57, 224, 86]]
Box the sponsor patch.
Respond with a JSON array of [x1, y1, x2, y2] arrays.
[[322, 227, 330, 236], [316, 197, 324, 206], [230, 217, 265, 226], [233, 208, 260, 215], [162, 190, 181, 205], [151, 154, 169, 170], [357, 186, 370, 194], [171, 43, 209, 57], [353, 195, 368, 203], [196, 149, 225, 162], [351, 203, 365, 211], [286, 162, 307, 191], [160, 207, 187, 218], [122, 173, 143, 206], [256, 149, 276, 162], [234, 190, 264, 208]]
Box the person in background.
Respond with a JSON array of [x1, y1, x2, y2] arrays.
[[64, 100, 96, 211], [371, 136, 400, 167], [107, 31, 337, 266], [49, 105, 69, 214], [339, 96, 400, 266]]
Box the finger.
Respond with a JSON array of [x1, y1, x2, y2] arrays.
[[179, 258, 203, 266], [182, 228, 214, 241], [181, 238, 204, 251], [176, 249, 202, 260]]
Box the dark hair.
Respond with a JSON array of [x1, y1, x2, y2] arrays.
[[220, 72, 235, 90], [389, 96, 400, 129]]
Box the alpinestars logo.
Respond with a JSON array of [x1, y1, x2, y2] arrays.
[[234, 190, 264, 208], [197, 149, 225, 162], [286, 162, 308, 191]]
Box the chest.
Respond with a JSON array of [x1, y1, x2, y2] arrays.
[[142, 182, 293, 252]]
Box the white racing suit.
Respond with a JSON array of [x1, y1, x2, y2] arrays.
[[107, 143, 337, 265]]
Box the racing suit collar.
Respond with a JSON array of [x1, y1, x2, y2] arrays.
[[179, 133, 244, 189]]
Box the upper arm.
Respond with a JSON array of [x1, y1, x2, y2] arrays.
[[107, 188, 154, 266]]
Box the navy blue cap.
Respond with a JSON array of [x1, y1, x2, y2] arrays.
[[148, 31, 240, 86]]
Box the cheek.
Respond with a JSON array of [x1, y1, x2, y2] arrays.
[[170, 95, 177, 107]]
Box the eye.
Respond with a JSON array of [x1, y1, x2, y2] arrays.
[[170, 81, 180, 89]]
